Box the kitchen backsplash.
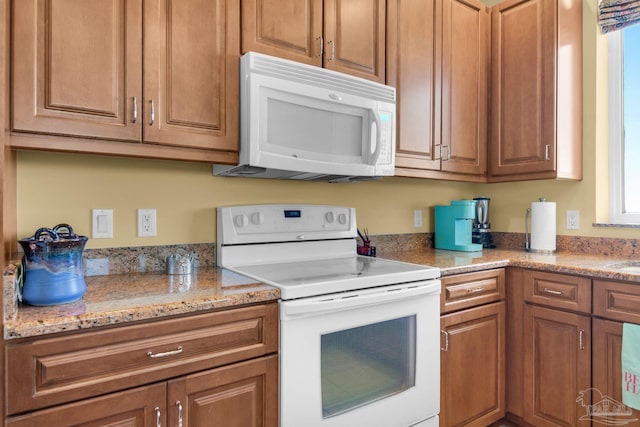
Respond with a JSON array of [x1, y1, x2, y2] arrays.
[[74, 232, 640, 276], [83, 243, 216, 276]]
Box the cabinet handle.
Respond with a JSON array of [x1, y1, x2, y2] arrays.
[[467, 287, 484, 294], [176, 401, 183, 427], [579, 330, 585, 350], [155, 406, 161, 427], [545, 144, 550, 161], [442, 145, 451, 161], [435, 144, 442, 160], [147, 346, 183, 358], [328, 40, 335, 61], [543, 287, 563, 296], [440, 330, 449, 352], [132, 96, 138, 124], [149, 100, 155, 126], [317, 36, 324, 58]]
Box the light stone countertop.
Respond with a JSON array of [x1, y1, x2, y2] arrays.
[[4, 267, 280, 340], [382, 248, 640, 282], [5, 248, 640, 340]]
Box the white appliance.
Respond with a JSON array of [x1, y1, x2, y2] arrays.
[[213, 52, 396, 183], [217, 204, 441, 427]]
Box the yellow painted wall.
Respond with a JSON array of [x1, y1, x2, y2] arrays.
[[17, 151, 474, 248], [15, 0, 640, 249]]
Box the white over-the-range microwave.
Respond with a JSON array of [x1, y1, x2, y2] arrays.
[[213, 52, 396, 183]]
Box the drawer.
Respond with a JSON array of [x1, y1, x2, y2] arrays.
[[441, 269, 505, 313], [6, 302, 278, 415], [524, 270, 591, 313], [593, 279, 640, 323]]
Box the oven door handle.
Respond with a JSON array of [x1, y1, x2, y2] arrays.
[[281, 280, 440, 317]]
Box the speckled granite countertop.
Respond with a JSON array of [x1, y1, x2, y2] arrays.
[[381, 248, 640, 282], [6, 248, 640, 340], [4, 268, 280, 340]]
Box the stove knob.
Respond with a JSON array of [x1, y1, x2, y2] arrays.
[[250, 212, 264, 225], [325, 212, 335, 223], [337, 213, 348, 225], [234, 214, 249, 227]]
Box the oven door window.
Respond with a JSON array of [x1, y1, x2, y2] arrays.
[[320, 315, 416, 418]]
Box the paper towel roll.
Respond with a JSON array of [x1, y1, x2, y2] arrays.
[[530, 200, 556, 252]]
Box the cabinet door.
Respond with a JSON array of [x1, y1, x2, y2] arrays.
[[12, 0, 142, 141], [489, 0, 555, 177], [439, 0, 488, 176], [6, 383, 166, 427], [241, 0, 323, 66], [387, 0, 440, 171], [440, 302, 505, 427], [323, 0, 386, 83], [168, 355, 278, 427], [592, 319, 640, 424], [523, 304, 591, 427], [143, 0, 239, 152]]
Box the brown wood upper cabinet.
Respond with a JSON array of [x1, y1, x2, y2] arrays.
[[11, 0, 240, 163], [241, 0, 386, 83], [389, 0, 489, 181], [489, 0, 582, 181]]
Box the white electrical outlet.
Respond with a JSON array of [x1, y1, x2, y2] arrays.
[[92, 209, 113, 238], [566, 210, 580, 230], [138, 209, 157, 237], [414, 209, 423, 228]]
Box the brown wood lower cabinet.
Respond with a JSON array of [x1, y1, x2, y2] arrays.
[[6, 355, 277, 427], [592, 319, 640, 423], [6, 383, 167, 427], [168, 355, 278, 427], [5, 303, 278, 427], [440, 301, 505, 427], [523, 304, 591, 427]]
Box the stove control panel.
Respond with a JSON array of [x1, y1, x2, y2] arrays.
[[217, 204, 357, 245]]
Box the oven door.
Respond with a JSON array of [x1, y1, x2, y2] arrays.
[[279, 280, 440, 427]]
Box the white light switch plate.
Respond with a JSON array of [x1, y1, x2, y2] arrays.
[[92, 209, 113, 238]]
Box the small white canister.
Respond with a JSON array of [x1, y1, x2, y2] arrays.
[[525, 198, 556, 253]]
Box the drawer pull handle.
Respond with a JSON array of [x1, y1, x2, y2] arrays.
[[147, 346, 183, 358], [579, 330, 585, 350], [440, 330, 449, 352], [543, 287, 563, 296], [155, 406, 161, 427], [467, 287, 484, 294]]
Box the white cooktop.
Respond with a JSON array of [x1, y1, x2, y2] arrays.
[[225, 254, 439, 300], [216, 204, 440, 300]]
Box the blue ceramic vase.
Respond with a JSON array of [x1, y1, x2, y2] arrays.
[[18, 224, 88, 306]]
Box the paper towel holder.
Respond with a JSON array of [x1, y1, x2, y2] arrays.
[[525, 197, 556, 254]]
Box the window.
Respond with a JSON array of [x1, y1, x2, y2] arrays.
[[609, 25, 640, 224]]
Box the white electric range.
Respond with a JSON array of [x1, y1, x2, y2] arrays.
[[217, 204, 441, 427]]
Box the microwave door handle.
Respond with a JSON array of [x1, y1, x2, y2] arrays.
[[369, 109, 382, 165]]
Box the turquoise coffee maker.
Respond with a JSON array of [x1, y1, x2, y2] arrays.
[[435, 200, 483, 252]]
